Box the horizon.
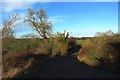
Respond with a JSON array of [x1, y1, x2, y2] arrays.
[[1, 1, 118, 38]]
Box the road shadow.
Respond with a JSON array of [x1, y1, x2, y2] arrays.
[[68, 41, 82, 55], [12, 53, 119, 78], [13, 53, 51, 78]]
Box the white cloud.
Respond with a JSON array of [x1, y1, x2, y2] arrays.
[[48, 16, 64, 24], [2, 0, 120, 2], [48, 15, 70, 24], [2, 2, 35, 12], [13, 12, 32, 31]]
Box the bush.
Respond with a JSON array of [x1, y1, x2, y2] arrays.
[[41, 31, 70, 57], [93, 36, 118, 63], [77, 31, 119, 67], [77, 39, 100, 67]]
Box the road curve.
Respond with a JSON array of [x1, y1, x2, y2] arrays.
[[39, 55, 119, 78]]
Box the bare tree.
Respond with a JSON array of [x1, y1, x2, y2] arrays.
[[25, 8, 52, 39], [1, 13, 21, 38]]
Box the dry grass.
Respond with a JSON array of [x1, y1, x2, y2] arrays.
[[2, 50, 32, 75]]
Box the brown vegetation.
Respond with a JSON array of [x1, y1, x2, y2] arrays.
[[77, 30, 119, 74]]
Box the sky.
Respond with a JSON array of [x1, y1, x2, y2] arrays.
[[0, 0, 119, 38]]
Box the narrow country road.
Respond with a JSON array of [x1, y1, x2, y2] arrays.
[[37, 55, 119, 78], [13, 45, 119, 78]]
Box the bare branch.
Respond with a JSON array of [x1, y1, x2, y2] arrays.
[[26, 8, 52, 39], [2, 13, 21, 38]]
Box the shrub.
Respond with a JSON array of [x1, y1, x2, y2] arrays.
[[40, 31, 70, 57], [77, 31, 119, 67], [93, 36, 118, 63], [77, 39, 100, 67]]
